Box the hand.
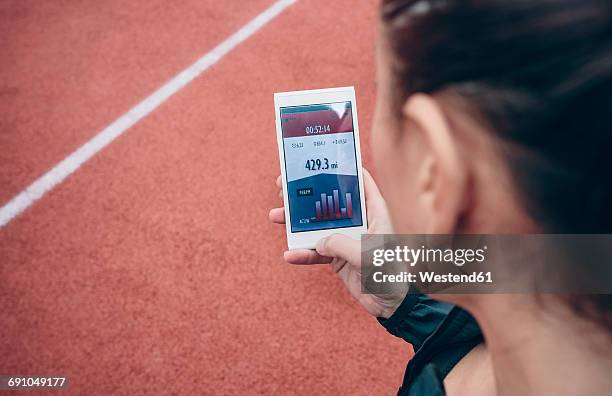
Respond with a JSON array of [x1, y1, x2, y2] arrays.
[[269, 169, 407, 318]]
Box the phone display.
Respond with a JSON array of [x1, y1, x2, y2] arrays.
[[280, 101, 364, 233]]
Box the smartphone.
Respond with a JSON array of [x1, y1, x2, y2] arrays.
[[274, 86, 368, 250]]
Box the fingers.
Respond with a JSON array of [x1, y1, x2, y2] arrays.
[[271, 175, 285, 222], [276, 175, 284, 199], [269, 207, 285, 224], [284, 249, 332, 265], [315, 234, 361, 265]]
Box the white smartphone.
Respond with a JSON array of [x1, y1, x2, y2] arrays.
[[274, 86, 368, 250]]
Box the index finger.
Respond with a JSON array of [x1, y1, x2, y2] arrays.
[[284, 249, 332, 265]]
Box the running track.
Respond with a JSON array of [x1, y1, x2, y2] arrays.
[[0, 1, 410, 394]]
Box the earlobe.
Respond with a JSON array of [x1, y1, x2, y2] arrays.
[[402, 94, 468, 233]]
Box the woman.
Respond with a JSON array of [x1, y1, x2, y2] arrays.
[[270, 0, 612, 394]]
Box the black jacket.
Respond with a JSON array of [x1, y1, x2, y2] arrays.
[[378, 294, 483, 395]]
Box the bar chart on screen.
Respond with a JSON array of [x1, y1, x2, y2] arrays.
[[314, 190, 353, 221], [287, 173, 363, 232]]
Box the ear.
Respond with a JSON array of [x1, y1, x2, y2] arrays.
[[402, 93, 468, 233]]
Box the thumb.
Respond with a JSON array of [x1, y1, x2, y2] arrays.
[[315, 234, 361, 264]]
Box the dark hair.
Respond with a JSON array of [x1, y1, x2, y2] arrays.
[[380, 0, 612, 328]]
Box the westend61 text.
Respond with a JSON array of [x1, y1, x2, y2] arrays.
[[372, 271, 493, 284]]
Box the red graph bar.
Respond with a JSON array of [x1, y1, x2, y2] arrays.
[[316, 201, 322, 220], [346, 192, 353, 218], [327, 196, 334, 219], [341, 208, 347, 218], [321, 193, 328, 219], [333, 189, 340, 218]]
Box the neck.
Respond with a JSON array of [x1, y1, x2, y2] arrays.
[[474, 295, 612, 396]]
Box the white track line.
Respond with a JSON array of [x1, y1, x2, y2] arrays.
[[0, 0, 296, 228]]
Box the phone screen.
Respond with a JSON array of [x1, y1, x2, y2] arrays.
[[280, 101, 364, 233]]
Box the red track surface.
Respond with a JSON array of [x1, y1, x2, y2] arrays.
[[0, 1, 410, 394]]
